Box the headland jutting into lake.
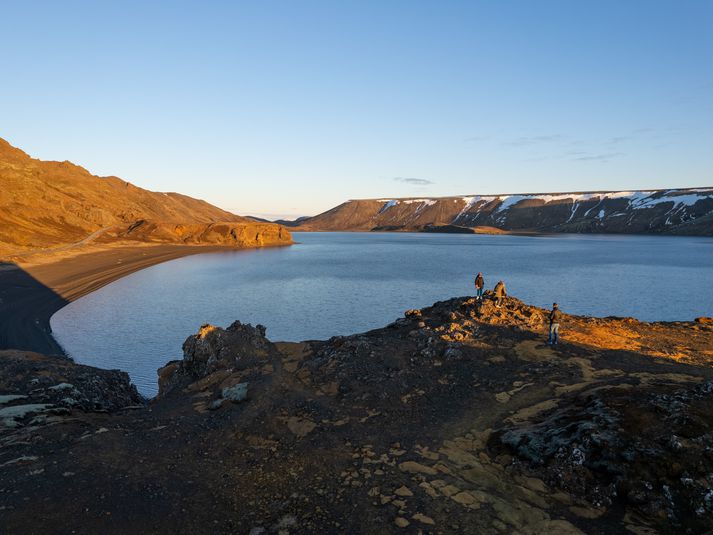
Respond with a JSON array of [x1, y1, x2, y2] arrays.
[[2, 287, 713, 533]]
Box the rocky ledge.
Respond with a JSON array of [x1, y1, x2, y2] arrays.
[[1, 295, 712, 534], [103, 219, 293, 247], [0, 349, 142, 428]]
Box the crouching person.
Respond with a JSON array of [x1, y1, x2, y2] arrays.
[[548, 303, 562, 345], [493, 280, 507, 308]]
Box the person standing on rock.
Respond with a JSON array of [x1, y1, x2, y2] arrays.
[[493, 280, 507, 308], [548, 303, 562, 346], [474, 272, 485, 300]]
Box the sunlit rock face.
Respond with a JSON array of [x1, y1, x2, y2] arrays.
[[109, 220, 292, 247], [0, 137, 292, 252]]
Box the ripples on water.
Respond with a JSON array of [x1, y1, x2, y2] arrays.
[[51, 232, 713, 396]]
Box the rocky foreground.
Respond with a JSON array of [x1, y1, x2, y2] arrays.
[[1, 295, 713, 534]]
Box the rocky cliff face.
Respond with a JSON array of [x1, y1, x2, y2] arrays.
[[3, 295, 711, 533], [0, 138, 291, 251], [104, 220, 292, 247], [296, 189, 713, 235]]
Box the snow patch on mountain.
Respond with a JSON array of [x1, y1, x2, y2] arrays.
[[378, 200, 399, 213], [487, 190, 712, 214], [373, 189, 712, 229], [630, 192, 712, 210]]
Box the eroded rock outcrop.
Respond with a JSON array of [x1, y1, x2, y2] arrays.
[[105, 220, 292, 247], [0, 349, 142, 429], [489, 381, 713, 530], [157, 320, 277, 397]]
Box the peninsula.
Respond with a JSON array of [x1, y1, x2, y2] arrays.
[[1, 293, 712, 533]]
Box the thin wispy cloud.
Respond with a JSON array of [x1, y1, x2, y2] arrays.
[[393, 177, 434, 186], [502, 135, 566, 147], [519, 156, 551, 162], [573, 152, 624, 162], [495, 131, 635, 164]]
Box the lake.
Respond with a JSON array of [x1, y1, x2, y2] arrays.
[[50, 232, 713, 396]]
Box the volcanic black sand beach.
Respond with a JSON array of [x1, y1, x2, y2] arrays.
[[0, 244, 234, 354]]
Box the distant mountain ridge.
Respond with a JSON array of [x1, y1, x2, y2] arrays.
[[294, 188, 713, 236], [0, 138, 291, 252]]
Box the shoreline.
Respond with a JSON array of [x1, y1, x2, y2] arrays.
[[291, 227, 713, 238], [2, 230, 709, 358], [0, 243, 283, 355]]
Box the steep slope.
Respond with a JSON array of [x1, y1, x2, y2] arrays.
[[296, 189, 713, 236], [0, 138, 286, 251]]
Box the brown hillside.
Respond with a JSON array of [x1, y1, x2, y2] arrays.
[[0, 138, 251, 251], [295, 190, 713, 235]]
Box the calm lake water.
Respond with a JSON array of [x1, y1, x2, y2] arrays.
[[51, 232, 713, 396]]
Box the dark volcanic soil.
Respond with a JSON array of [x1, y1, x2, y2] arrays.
[[1, 294, 712, 534]]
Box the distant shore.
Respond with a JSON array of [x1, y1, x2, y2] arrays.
[[0, 243, 271, 355], [293, 226, 547, 236]]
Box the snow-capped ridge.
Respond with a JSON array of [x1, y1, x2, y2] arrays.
[[305, 188, 713, 235]]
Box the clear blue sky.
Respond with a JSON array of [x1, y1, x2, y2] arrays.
[[2, 1, 712, 219]]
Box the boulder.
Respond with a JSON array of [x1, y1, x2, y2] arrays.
[[0, 349, 143, 429], [158, 321, 275, 396], [222, 382, 248, 403]]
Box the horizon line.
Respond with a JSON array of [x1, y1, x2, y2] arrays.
[[347, 186, 713, 203]]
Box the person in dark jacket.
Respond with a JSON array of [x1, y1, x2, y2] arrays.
[[474, 272, 485, 300], [548, 303, 562, 345], [493, 280, 507, 308]]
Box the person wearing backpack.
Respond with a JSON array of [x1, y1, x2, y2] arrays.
[[493, 280, 507, 308], [474, 272, 485, 300], [548, 303, 562, 345]]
